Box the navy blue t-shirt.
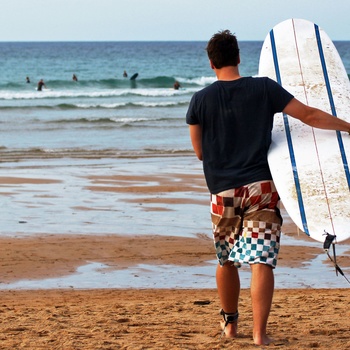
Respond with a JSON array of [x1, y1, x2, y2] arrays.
[[186, 77, 294, 194]]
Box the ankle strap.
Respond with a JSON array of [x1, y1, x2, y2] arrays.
[[220, 309, 239, 324]]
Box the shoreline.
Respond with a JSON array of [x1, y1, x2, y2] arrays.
[[0, 161, 349, 348], [0, 167, 349, 289], [0, 232, 349, 290]]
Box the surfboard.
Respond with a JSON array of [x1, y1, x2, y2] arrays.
[[258, 18, 350, 243], [130, 73, 138, 80]]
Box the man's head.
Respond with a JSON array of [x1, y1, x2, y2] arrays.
[[206, 30, 240, 68]]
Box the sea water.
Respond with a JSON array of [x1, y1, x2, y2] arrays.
[[1, 41, 350, 289], [0, 41, 263, 235], [1, 41, 350, 157], [0, 41, 258, 157]]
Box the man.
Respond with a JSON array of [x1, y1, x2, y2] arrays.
[[37, 79, 47, 91], [174, 81, 181, 90], [186, 30, 350, 345]]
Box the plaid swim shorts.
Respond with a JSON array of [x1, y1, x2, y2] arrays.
[[211, 180, 282, 268]]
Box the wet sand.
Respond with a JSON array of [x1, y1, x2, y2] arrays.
[[0, 229, 335, 284]]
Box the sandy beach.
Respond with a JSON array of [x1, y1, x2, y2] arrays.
[[1, 35, 350, 349], [0, 288, 349, 349], [0, 167, 350, 349], [0, 234, 349, 349]]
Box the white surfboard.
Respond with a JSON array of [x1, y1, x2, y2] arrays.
[[259, 18, 350, 243]]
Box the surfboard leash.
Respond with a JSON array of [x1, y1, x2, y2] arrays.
[[323, 231, 350, 285]]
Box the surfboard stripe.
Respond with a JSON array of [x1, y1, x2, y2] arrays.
[[314, 24, 350, 191], [269, 29, 309, 235]]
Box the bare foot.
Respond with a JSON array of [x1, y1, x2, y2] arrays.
[[253, 334, 274, 345], [220, 320, 238, 338]]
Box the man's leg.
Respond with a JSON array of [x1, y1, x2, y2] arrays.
[[250, 263, 274, 345], [216, 262, 240, 337]]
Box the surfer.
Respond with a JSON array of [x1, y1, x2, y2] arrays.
[[72, 74, 78, 81], [26, 77, 30, 83], [173, 81, 180, 90], [186, 30, 350, 346], [123, 70, 128, 78], [37, 79, 46, 91]]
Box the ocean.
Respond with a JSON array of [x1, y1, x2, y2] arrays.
[[1, 41, 350, 289], [1, 41, 350, 158]]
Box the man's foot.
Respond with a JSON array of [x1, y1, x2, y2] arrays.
[[253, 334, 274, 345], [220, 319, 238, 338], [220, 309, 239, 338]]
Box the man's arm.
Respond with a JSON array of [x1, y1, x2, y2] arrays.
[[283, 98, 350, 133], [189, 124, 203, 160]]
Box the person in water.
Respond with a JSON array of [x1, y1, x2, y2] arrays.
[[26, 77, 30, 83], [37, 79, 47, 91], [72, 74, 78, 81], [174, 81, 181, 90], [123, 70, 128, 78]]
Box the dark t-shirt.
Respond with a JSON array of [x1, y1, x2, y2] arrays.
[[186, 76, 294, 194]]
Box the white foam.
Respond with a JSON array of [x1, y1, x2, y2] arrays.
[[0, 88, 195, 100], [179, 76, 216, 86]]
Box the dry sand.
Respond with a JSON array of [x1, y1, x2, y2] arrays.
[[0, 288, 349, 349]]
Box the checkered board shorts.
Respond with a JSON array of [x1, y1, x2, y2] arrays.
[[211, 180, 282, 268]]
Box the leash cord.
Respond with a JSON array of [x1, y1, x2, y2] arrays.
[[323, 231, 350, 285]]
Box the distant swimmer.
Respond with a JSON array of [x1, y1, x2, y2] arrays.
[[123, 70, 128, 78], [72, 74, 78, 81], [173, 81, 181, 90], [37, 79, 47, 91], [26, 77, 30, 83]]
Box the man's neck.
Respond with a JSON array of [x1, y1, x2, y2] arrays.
[[214, 66, 241, 81]]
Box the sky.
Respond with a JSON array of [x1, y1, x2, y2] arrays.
[[1, 0, 350, 41]]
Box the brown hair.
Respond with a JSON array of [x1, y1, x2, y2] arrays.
[[206, 30, 240, 68]]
